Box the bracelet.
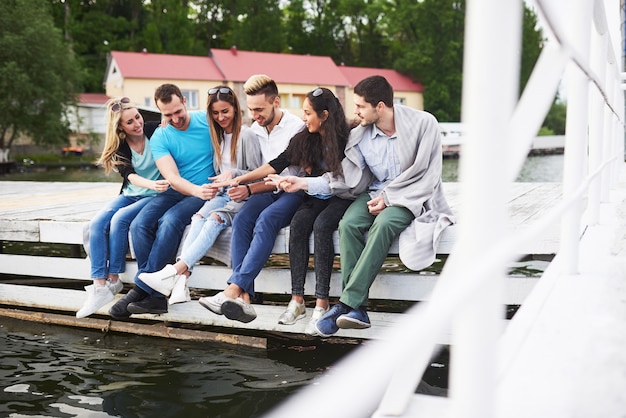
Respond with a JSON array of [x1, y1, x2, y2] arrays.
[[245, 184, 252, 197]]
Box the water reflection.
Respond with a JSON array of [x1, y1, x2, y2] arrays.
[[0, 317, 350, 417], [441, 154, 563, 182]]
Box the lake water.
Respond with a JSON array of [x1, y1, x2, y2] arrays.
[[4, 154, 564, 183], [0, 316, 360, 417], [0, 155, 561, 417]]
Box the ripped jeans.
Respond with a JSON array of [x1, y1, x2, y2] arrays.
[[178, 193, 231, 271]]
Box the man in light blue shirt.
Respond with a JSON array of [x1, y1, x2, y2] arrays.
[[314, 75, 454, 337], [109, 83, 216, 318]]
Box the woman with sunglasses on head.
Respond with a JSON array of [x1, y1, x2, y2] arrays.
[[76, 97, 170, 318], [200, 87, 350, 325], [137, 86, 262, 302]]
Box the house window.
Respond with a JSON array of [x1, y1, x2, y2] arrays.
[[394, 97, 406, 105], [288, 94, 304, 110], [182, 90, 199, 109]]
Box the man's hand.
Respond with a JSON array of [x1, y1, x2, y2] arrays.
[[228, 185, 250, 202], [196, 184, 219, 200], [367, 195, 387, 215]]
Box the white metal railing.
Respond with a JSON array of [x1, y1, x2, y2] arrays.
[[266, 0, 625, 417]]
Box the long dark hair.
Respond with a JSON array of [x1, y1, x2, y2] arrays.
[[286, 87, 349, 175]]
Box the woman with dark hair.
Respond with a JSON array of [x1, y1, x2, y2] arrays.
[[200, 87, 350, 325], [76, 97, 169, 318], [138, 86, 262, 302]]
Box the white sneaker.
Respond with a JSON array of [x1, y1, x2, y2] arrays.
[[278, 300, 306, 325], [76, 284, 114, 318], [107, 280, 124, 295], [199, 291, 228, 315], [138, 264, 177, 297], [169, 275, 191, 305], [305, 306, 330, 335]]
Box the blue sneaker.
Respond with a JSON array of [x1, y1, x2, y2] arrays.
[[314, 303, 351, 337], [337, 307, 371, 329]]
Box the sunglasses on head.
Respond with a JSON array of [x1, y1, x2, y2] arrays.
[[111, 97, 130, 113], [312, 88, 323, 97], [208, 87, 233, 96]]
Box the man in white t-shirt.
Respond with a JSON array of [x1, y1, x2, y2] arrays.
[[199, 74, 305, 323]]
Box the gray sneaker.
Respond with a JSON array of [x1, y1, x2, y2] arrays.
[[107, 280, 124, 295], [221, 298, 257, 323], [278, 300, 306, 325]]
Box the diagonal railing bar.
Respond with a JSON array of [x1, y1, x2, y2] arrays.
[[504, 42, 568, 182], [536, 0, 623, 121]]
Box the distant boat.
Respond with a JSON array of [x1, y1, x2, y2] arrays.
[[439, 122, 464, 157]]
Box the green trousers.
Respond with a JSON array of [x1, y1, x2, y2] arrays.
[[338, 193, 414, 309]]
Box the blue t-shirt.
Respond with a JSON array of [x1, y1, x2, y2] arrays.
[[150, 111, 215, 186]]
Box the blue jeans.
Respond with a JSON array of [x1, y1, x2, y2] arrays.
[[89, 194, 154, 279], [131, 188, 205, 294], [228, 191, 303, 297], [179, 193, 231, 271]]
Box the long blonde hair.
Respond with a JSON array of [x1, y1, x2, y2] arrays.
[[98, 97, 136, 174], [207, 86, 242, 168]]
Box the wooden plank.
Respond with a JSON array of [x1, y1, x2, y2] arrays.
[[0, 307, 267, 349], [0, 182, 563, 255], [0, 283, 456, 343], [0, 219, 40, 241], [0, 253, 537, 304]]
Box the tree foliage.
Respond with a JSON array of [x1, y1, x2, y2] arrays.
[[0, 0, 79, 154], [7, 0, 547, 153]]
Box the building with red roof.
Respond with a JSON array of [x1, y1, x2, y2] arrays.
[[104, 48, 424, 120]]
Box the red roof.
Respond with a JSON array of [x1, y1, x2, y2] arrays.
[[110, 51, 223, 81], [338, 65, 424, 92], [78, 93, 109, 105], [106, 50, 424, 93], [210, 48, 350, 86]]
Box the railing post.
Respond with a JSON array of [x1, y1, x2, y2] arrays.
[[587, 17, 607, 224], [560, 0, 593, 274], [448, 1, 522, 417]]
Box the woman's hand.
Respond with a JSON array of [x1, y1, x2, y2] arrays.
[[209, 170, 233, 184], [266, 174, 307, 193], [153, 179, 170, 193]]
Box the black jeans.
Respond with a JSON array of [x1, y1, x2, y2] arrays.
[[288, 196, 353, 299]]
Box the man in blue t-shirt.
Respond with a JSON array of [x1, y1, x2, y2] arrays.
[[109, 83, 216, 318]]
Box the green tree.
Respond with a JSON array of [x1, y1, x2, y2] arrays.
[[48, 0, 145, 92], [543, 100, 567, 135], [386, 0, 465, 121], [339, 0, 389, 67], [520, 6, 544, 94], [0, 0, 79, 161], [229, 0, 286, 52]]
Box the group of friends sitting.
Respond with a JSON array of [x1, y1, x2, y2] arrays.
[[76, 74, 454, 338]]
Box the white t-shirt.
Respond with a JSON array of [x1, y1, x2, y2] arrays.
[[249, 109, 305, 165]]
